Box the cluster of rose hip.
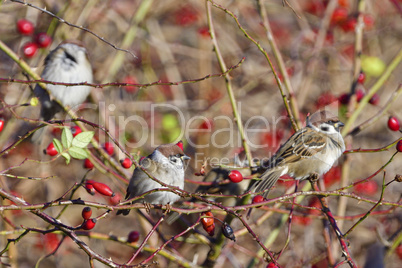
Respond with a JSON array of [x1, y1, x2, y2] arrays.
[[306, 0, 375, 33], [44, 125, 133, 170], [16, 19, 52, 58]]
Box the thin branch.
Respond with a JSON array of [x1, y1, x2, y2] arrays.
[[207, 0, 298, 131], [0, 58, 244, 88], [9, 0, 137, 59]]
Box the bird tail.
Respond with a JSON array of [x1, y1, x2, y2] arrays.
[[252, 168, 285, 199]]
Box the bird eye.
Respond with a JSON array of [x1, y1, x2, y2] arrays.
[[321, 126, 329, 131]]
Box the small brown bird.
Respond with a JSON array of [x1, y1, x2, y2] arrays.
[[252, 110, 345, 198]]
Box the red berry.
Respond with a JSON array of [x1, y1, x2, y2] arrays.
[[228, 170, 243, 183], [354, 181, 378, 196], [316, 92, 337, 108], [252, 195, 265, 204], [84, 182, 96, 195], [0, 119, 4, 132], [293, 215, 312, 226], [356, 89, 365, 102], [81, 219, 96, 230], [51, 127, 62, 136], [84, 158, 94, 169], [22, 42, 38, 58], [87, 180, 115, 197], [71, 126, 82, 137], [308, 197, 322, 215], [306, 1, 326, 16], [267, 263, 279, 268], [357, 72, 366, 84], [176, 140, 184, 150], [396, 244, 402, 260], [323, 166, 341, 187], [369, 93, 380, 105], [396, 140, 402, 153], [44, 142, 58, 156], [341, 17, 357, 32], [103, 142, 114, 155], [174, 5, 198, 26], [16, 19, 34, 35], [199, 119, 214, 130], [198, 26, 210, 38], [261, 130, 284, 152], [82, 207, 92, 220], [339, 93, 350, 105], [123, 76, 137, 93], [120, 158, 132, 169], [201, 212, 215, 236], [331, 7, 348, 25], [127, 231, 140, 243], [252, 195, 265, 208], [35, 233, 60, 253], [35, 32, 52, 48], [388, 116, 400, 131], [363, 14, 375, 29], [109, 192, 122, 205]]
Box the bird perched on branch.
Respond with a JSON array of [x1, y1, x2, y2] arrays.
[[32, 41, 93, 141], [117, 142, 190, 216], [251, 110, 345, 198]]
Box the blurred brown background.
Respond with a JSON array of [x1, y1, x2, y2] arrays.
[[0, 0, 401, 267]]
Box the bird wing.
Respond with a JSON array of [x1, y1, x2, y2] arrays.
[[125, 158, 158, 199], [272, 127, 327, 166]]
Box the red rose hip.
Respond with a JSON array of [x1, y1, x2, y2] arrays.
[[22, 42, 38, 58], [17, 19, 34, 35], [252, 195, 265, 204], [35, 33, 52, 48], [228, 170, 243, 183], [0, 119, 4, 132], [388, 116, 400, 131], [71, 126, 82, 137], [86, 180, 115, 197], [84, 182, 96, 195], [81, 219, 96, 230], [176, 140, 184, 150], [127, 231, 140, 243], [120, 158, 132, 169], [201, 212, 215, 236], [82, 207, 92, 220], [44, 142, 58, 156], [103, 142, 114, 155], [84, 158, 94, 169], [396, 140, 402, 153]]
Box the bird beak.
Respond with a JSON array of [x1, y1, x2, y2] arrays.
[[335, 122, 345, 128], [181, 155, 191, 161]]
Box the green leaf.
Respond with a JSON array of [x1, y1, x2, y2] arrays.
[[72, 131, 94, 148], [68, 147, 89, 159], [61, 152, 71, 164], [62, 128, 73, 149], [53, 138, 63, 153]]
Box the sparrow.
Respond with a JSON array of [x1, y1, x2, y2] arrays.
[[251, 110, 345, 198], [117, 142, 190, 216], [33, 41, 93, 122]]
